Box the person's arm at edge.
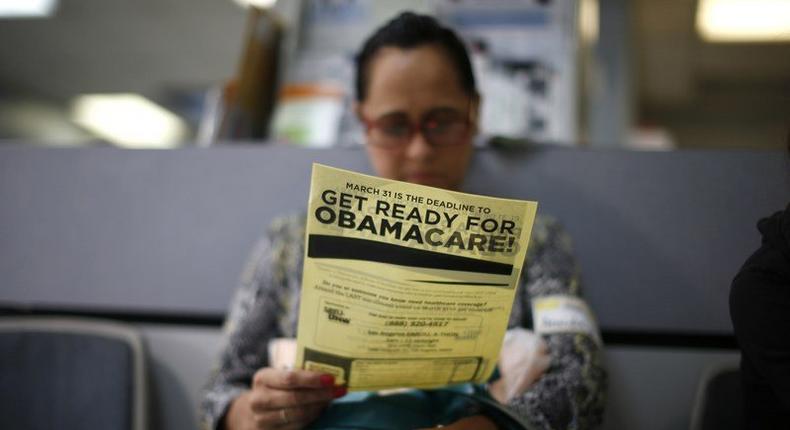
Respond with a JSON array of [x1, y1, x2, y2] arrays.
[[730, 258, 790, 413]]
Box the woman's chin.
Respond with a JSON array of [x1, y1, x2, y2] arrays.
[[407, 175, 447, 189]]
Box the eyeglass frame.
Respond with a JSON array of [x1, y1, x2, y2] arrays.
[[359, 98, 476, 148]]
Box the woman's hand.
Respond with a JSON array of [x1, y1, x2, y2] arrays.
[[223, 368, 346, 430], [489, 328, 551, 404]]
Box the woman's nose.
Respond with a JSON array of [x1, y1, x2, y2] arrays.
[[404, 129, 436, 160]]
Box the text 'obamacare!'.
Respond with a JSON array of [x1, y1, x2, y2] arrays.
[[314, 189, 518, 253]]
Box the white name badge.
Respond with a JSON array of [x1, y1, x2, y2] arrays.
[[532, 295, 602, 345]]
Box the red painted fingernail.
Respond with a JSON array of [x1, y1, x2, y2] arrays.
[[332, 387, 348, 398], [319, 374, 335, 387]]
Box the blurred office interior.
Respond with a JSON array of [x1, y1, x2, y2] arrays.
[[0, 0, 787, 150]]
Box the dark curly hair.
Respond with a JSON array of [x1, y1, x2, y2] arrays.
[[354, 11, 477, 102]]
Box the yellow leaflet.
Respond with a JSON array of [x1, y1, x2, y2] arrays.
[[295, 164, 538, 391]]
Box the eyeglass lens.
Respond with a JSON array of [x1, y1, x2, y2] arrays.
[[369, 109, 468, 147]]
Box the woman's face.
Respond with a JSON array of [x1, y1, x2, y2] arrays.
[[356, 44, 478, 191]]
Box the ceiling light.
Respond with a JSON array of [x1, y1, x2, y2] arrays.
[[579, 0, 599, 45], [71, 94, 188, 149], [0, 0, 57, 18], [697, 0, 790, 42], [232, 0, 277, 9]]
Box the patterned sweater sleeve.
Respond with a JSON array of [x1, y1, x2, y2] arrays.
[[506, 217, 607, 430], [199, 221, 296, 430]]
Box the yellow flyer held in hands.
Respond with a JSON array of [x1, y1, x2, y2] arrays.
[[295, 164, 538, 391]]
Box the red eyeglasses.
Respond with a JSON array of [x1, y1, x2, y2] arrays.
[[361, 104, 473, 148]]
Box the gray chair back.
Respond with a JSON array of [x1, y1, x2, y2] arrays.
[[0, 317, 147, 430], [690, 360, 743, 430]]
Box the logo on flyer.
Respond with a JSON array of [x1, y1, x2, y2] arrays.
[[324, 306, 350, 324]]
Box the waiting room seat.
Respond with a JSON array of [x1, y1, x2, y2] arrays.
[[0, 317, 147, 430], [690, 360, 743, 430]]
